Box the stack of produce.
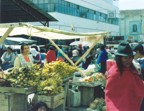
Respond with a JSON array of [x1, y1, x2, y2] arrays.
[[42, 61, 78, 79], [37, 61, 78, 95], [5, 64, 41, 88], [0, 61, 78, 96], [88, 98, 106, 111], [0, 70, 9, 86], [37, 71, 63, 96], [79, 73, 106, 88]]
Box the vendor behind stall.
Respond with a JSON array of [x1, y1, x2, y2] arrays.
[[14, 44, 34, 68], [1, 46, 16, 70]]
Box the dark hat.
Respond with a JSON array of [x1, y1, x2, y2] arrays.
[[133, 44, 144, 53], [115, 42, 134, 56], [100, 44, 106, 50], [7, 46, 13, 51]]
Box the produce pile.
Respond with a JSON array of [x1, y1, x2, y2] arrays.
[[0, 61, 78, 96], [38, 61, 78, 95], [88, 98, 106, 111], [37, 72, 63, 95], [5, 64, 41, 87], [42, 61, 78, 79], [79, 73, 106, 88], [79, 73, 106, 82]]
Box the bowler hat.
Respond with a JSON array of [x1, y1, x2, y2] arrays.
[[115, 42, 134, 56]]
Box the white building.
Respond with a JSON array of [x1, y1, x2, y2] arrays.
[[120, 9, 144, 42], [29, 0, 119, 36]]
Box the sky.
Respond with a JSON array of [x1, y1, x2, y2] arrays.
[[119, 0, 144, 10]]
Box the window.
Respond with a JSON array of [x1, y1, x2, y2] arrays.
[[132, 24, 137, 32]]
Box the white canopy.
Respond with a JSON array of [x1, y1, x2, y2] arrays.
[[0, 23, 110, 41], [0, 23, 110, 67], [5, 37, 36, 45]]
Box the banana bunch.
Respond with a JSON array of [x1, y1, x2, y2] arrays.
[[6, 64, 41, 88], [37, 72, 63, 96], [37, 61, 78, 95], [42, 61, 78, 79], [37, 78, 63, 96]]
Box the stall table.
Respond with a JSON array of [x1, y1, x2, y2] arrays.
[[0, 87, 36, 111], [67, 80, 105, 111]]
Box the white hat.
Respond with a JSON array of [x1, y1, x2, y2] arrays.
[[30, 48, 38, 57], [72, 49, 79, 56]]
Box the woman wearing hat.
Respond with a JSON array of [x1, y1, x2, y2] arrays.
[[1, 46, 16, 70], [105, 42, 144, 111]]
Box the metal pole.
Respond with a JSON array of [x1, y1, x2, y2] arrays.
[[0, 26, 14, 44]]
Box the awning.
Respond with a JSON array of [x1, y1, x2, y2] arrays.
[[0, 23, 110, 67], [5, 37, 36, 45], [0, 23, 110, 40], [0, 0, 57, 25]]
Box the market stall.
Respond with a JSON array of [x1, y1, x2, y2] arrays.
[[0, 23, 110, 66], [0, 23, 109, 111]]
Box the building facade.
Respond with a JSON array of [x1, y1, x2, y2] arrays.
[[120, 9, 144, 42], [29, 0, 119, 36]]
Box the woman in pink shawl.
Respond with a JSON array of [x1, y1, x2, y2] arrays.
[[105, 42, 144, 111]]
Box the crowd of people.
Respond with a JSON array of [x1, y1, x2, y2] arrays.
[[0, 43, 108, 71], [1, 42, 144, 111]]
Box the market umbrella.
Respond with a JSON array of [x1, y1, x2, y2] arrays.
[[70, 41, 91, 47]]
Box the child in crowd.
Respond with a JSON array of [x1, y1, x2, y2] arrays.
[[31, 101, 50, 111]]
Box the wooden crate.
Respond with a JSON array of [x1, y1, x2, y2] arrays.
[[0, 93, 27, 111], [36, 91, 65, 109], [0, 87, 36, 94]]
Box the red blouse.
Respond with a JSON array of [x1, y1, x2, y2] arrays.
[[46, 50, 56, 63]]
